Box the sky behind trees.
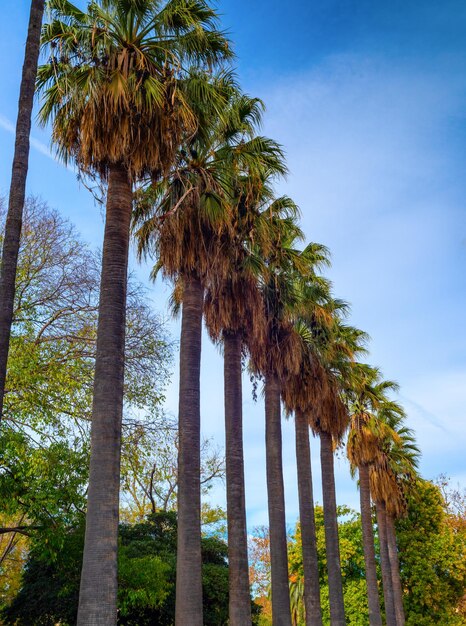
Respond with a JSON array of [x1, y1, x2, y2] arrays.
[[1, 0, 465, 527]]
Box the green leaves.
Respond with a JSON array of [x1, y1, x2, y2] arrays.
[[3, 513, 230, 625], [118, 549, 171, 615], [0, 199, 173, 565], [396, 480, 466, 625], [0, 428, 88, 553]]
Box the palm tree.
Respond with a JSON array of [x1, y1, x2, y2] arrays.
[[314, 319, 367, 626], [385, 509, 404, 626], [204, 169, 293, 625], [249, 220, 326, 626], [280, 276, 361, 626], [375, 493, 397, 626], [386, 425, 419, 626], [38, 2, 230, 623], [134, 88, 287, 625], [370, 412, 419, 626], [0, 0, 45, 424], [284, 286, 368, 626], [281, 280, 337, 626], [293, 408, 323, 626], [346, 365, 400, 626]]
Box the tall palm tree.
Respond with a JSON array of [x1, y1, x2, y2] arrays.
[[134, 88, 286, 625], [385, 424, 418, 626], [281, 280, 359, 626], [370, 412, 419, 626], [249, 221, 326, 626], [0, 0, 45, 424], [293, 408, 322, 626], [264, 365, 292, 626], [346, 364, 400, 626], [385, 509, 404, 626], [281, 279, 336, 626], [38, 2, 231, 623], [311, 318, 368, 626], [375, 493, 397, 626], [204, 170, 293, 625]]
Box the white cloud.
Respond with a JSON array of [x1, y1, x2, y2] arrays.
[[0, 114, 15, 134], [0, 112, 59, 162], [402, 369, 466, 472]]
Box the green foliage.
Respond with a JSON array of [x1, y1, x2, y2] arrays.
[[117, 548, 170, 617], [0, 199, 172, 536], [340, 579, 371, 626], [201, 537, 229, 625], [287, 505, 370, 626], [2, 522, 85, 626], [281, 481, 465, 626], [2, 512, 232, 625], [0, 428, 88, 554], [396, 479, 466, 626]]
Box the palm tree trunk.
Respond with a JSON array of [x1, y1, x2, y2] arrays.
[[319, 430, 345, 626], [386, 511, 405, 626], [376, 501, 396, 626], [224, 330, 252, 625], [265, 373, 292, 626], [295, 411, 323, 626], [359, 464, 383, 626], [0, 0, 45, 424], [77, 163, 132, 625], [175, 274, 204, 626]]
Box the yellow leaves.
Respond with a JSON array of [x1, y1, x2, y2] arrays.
[[0, 514, 29, 605], [143, 75, 165, 108], [117, 47, 130, 75], [107, 68, 129, 106]]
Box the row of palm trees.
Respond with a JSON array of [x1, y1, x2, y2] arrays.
[[0, 1, 420, 625]]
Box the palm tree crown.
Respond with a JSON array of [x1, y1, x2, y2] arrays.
[[37, 0, 232, 178]]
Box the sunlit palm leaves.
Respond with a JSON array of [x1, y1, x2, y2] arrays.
[[37, 0, 232, 177]]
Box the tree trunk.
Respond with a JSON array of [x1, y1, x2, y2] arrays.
[[376, 501, 396, 626], [359, 464, 383, 626], [319, 430, 345, 626], [0, 0, 45, 424], [295, 411, 323, 626], [386, 511, 405, 626], [175, 274, 204, 626], [77, 163, 132, 625], [265, 373, 292, 626], [224, 331, 252, 625]]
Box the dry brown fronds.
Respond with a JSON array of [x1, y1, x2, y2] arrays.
[[149, 194, 234, 285], [347, 413, 383, 467], [54, 73, 195, 180], [204, 272, 266, 348], [249, 318, 304, 382], [370, 463, 406, 518]]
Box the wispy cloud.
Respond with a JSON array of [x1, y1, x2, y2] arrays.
[[0, 114, 14, 134], [0, 113, 56, 162]]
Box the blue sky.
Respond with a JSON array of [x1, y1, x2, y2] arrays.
[[1, 0, 465, 528]]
